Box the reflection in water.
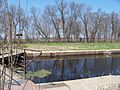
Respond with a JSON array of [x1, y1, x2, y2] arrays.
[[28, 55, 120, 83]]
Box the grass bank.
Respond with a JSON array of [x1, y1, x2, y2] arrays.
[[25, 42, 120, 51]]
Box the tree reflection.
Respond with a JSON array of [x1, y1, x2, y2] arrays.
[[27, 55, 120, 83]]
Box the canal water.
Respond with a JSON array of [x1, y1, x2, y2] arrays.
[[27, 54, 120, 83]]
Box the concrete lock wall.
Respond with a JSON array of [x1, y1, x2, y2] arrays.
[[23, 80, 41, 90]]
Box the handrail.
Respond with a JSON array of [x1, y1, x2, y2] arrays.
[[23, 48, 42, 79], [13, 47, 42, 53], [24, 48, 42, 53], [24, 51, 42, 67]]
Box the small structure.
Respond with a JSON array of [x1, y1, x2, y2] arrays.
[[16, 33, 23, 47]]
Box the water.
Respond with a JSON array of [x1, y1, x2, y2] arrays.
[[27, 54, 120, 83]]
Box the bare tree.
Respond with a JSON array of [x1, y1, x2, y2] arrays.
[[31, 7, 48, 41], [9, 5, 19, 42], [89, 11, 100, 42], [0, 13, 8, 43], [9, 4, 26, 43], [1, 0, 120, 43], [65, 1, 81, 42], [44, 5, 61, 41], [110, 12, 119, 42], [56, 0, 67, 39], [23, 16, 31, 41], [77, 3, 92, 42]]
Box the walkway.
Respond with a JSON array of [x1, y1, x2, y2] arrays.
[[3, 75, 120, 90]]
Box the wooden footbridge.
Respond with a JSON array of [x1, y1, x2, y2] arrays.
[[0, 46, 42, 90], [0, 47, 42, 74]]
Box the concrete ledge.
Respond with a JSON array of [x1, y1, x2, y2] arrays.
[[26, 49, 120, 57], [39, 75, 120, 90], [7, 75, 120, 90]]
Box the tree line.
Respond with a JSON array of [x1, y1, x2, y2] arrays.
[[0, 0, 120, 43]]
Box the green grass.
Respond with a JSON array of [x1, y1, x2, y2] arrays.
[[25, 42, 120, 50], [27, 69, 51, 78]]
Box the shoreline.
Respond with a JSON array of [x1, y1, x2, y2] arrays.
[[26, 49, 120, 57]]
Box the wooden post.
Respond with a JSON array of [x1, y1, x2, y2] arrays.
[[8, 12, 13, 90], [0, 43, 1, 55], [24, 49, 27, 79]]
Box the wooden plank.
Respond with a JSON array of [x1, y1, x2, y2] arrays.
[[0, 52, 23, 59]]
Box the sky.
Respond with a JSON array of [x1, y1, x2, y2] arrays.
[[8, 0, 120, 13]]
